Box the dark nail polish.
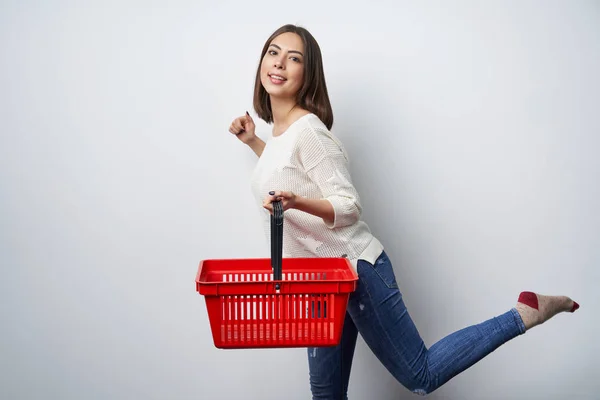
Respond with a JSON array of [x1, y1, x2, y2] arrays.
[[269, 191, 275, 195]]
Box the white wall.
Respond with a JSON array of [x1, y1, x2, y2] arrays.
[[1, 1, 598, 399]]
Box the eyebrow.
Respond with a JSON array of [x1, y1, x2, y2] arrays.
[[269, 43, 304, 57]]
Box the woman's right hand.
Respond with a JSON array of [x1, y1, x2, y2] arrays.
[[229, 111, 256, 145]]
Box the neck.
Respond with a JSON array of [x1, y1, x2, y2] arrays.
[[270, 96, 298, 127], [269, 96, 310, 136]]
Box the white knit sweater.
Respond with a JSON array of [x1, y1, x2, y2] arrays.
[[250, 113, 383, 269]]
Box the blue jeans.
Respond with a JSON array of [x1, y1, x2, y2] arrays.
[[307, 251, 526, 399]]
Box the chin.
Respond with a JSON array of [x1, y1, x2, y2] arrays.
[[262, 84, 286, 98]]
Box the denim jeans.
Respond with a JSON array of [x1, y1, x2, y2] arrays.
[[307, 251, 526, 399]]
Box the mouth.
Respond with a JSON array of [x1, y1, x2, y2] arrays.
[[268, 73, 287, 84]]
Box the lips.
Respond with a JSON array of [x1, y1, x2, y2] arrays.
[[268, 73, 287, 84], [268, 73, 286, 81]]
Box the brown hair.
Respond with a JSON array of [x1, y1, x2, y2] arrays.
[[253, 24, 334, 130]]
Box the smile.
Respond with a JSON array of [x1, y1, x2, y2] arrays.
[[268, 73, 287, 82]]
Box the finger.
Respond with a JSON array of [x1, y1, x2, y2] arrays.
[[267, 192, 279, 202], [245, 111, 254, 124], [274, 191, 291, 199], [233, 121, 244, 133], [242, 119, 254, 132]]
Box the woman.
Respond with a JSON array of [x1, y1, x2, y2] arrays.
[[228, 24, 579, 399]]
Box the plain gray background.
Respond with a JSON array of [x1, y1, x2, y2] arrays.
[[1, 1, 599, 399]]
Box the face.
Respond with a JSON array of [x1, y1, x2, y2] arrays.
[[260, 32, 305, 99]]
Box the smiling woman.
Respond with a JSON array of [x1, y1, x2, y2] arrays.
[[225, 23, 580, 400]]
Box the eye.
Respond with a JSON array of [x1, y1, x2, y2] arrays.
[[268, 50, 277, 56], [290, 56, 301, 63]]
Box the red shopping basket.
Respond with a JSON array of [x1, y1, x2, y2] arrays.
[[196, 201, 358, 349]]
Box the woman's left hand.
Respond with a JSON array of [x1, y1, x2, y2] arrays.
[[263, 191, 297, 213]]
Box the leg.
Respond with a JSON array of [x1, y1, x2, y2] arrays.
[[347, 251, 526, 395], [307, 311, 359, 400]]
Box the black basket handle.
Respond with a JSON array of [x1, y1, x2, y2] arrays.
[[270, 200, 284, 288]]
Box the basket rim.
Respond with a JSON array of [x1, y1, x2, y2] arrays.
[[196, 257, 358, 285]]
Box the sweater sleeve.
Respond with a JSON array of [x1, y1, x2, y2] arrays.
[[297, 128, 362, 229]]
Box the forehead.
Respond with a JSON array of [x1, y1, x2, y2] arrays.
[[269, 32, 304, 52]]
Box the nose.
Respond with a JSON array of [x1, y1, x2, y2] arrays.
[[273, 56, 284, 69]]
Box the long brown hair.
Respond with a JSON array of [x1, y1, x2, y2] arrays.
[[253, 24, 334, 130]]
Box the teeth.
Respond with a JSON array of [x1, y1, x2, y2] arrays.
[[270, 75, 285, 81]]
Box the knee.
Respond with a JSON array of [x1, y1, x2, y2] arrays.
[[406, 383, 433, 397], [403, 373, 436, 396]]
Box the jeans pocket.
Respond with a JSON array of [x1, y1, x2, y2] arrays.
[[361, 251, 398, 289]]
